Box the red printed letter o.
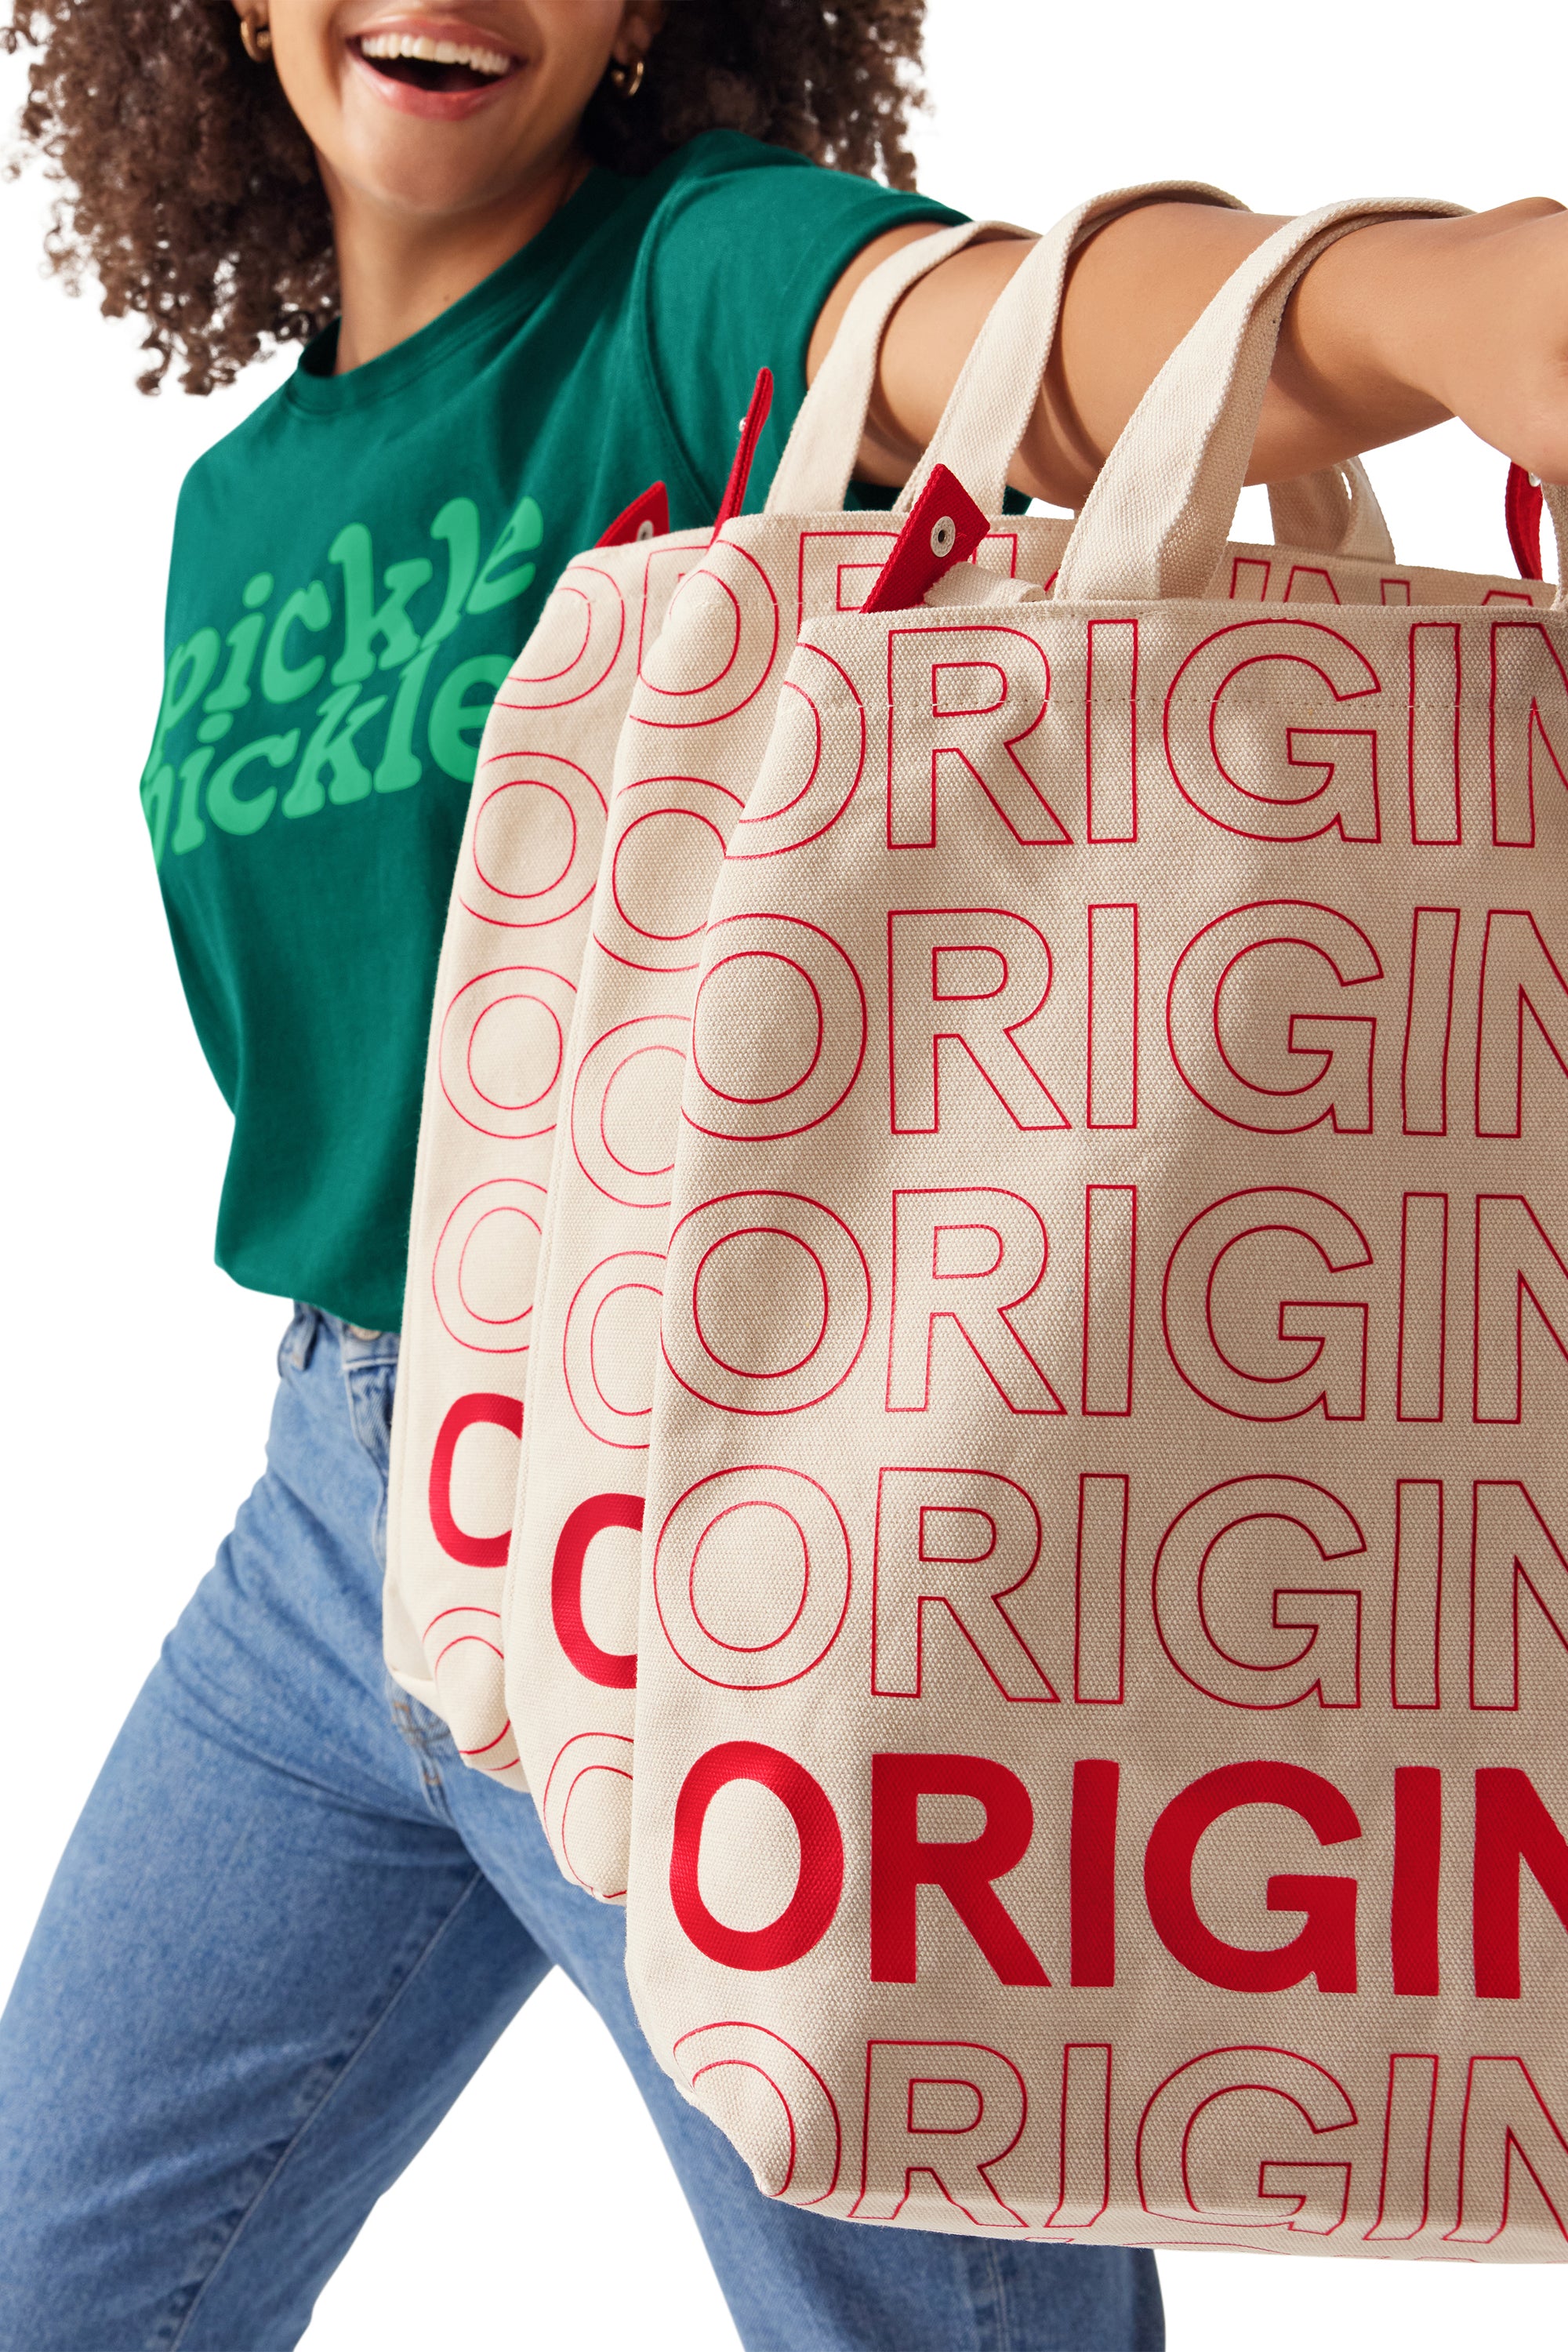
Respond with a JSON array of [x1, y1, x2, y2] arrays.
[[670, 1740, 844, 1970]]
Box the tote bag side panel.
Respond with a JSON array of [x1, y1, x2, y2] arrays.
[[387, 530, 708, 1773], [624, 586, 1568, 2260]]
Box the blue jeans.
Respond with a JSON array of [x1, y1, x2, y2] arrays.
[[0, 1306, 1162, 2351]]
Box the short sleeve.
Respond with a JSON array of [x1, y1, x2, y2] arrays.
[[633, 132, 964, 514]]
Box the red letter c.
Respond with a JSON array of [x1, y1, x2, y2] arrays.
[[427, 1392, 523, 1568], [551, 1494, 641, 1689]]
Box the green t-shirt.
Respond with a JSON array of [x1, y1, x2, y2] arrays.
[[147, 132, 958, 1331]]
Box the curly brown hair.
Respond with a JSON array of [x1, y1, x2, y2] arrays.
[[2, 0, 927, 395]]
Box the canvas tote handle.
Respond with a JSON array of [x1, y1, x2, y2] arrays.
[[764, 219, 1002, 514], [1051, 197, 1477, 604], [893, 182, 1395, 564], [893, 183, 1236, 517], [1268, 457, 1393, 563]]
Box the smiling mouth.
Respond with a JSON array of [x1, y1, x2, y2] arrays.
[[353, 30, 518, 93]]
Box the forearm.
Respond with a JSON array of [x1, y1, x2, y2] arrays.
[[840, 194, 1567, 503], [1033, 200, 1454, 501], [1027, 203, 1277, 497]]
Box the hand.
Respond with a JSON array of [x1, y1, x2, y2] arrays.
[[1289, 198, 1568, 488]]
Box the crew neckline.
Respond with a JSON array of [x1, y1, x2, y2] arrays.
[[285, 163, 627, 417]]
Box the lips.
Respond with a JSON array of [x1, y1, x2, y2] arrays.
[[348, 19, 522, 111]]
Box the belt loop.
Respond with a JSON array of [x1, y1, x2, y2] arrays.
[[281, 1302, 319, 1373]]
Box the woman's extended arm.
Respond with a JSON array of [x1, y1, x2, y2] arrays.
[[812, 197, 1568, 502]]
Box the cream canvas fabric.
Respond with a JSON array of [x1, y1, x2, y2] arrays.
[[385, 515, 711, 1778], [623, 201, 1568, 2259]]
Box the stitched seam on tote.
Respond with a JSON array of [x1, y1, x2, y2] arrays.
[[159, 1865, 492, 2350]]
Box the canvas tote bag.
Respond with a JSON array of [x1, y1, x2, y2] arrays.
[[384, 215, 1000, 1772], [621, 198, 1568, 2259], [504, 188, 1431, 1878], [390, 177, 1410, 1791], [501, 187, 1297, 1885], [384, 487, 716, 1778], [499, 212, 1033, 1874]]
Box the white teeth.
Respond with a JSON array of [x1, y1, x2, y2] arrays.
[[360, 29, 514, 77]]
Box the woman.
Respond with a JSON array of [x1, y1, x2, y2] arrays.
[[2, 2, 1566, 2343]]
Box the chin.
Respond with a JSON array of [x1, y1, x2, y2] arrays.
[[353, 154, 520, 219], [332, 103, 532, 215]]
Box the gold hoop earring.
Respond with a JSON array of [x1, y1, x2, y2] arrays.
[[239, 13, 273, 63], [607, 53, 644, 98]]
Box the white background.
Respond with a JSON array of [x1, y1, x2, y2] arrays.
[[0, 0, 1562, 2341]]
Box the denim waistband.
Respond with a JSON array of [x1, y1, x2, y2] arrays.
[[281, 1302, 401, 1375]]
